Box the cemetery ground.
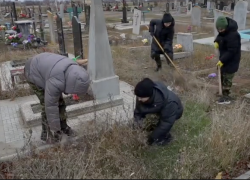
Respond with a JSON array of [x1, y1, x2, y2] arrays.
[[1, 10, 250, 180], [1, 42, 250, 179]]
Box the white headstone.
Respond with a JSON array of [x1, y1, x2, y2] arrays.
[[47, 11, 56, 44], [233, 0, 247, 30], [187, 2, 192, 15], [87, 0, 120, 100], [132, 9, 142, 35], [207, 1, 211, 10], [191, 6, 201, 27], [177, 33, 193, 52], [60, 4, 65, 22]]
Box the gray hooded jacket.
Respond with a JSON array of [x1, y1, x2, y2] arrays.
[[24, 52, 91, 131]]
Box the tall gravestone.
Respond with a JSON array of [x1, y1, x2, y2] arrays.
[[60, 4, 65, 22], [72, 16, 84, 59], [87, 0, 121, 100], [121, 3, 129, 23], [233, 0, 247, 30], [191, 6, 201, 27], [166, 3, 170, 12], [11, 2, 17, 22], [132, 9, 142, 35], [56, 13, 68, 57], [84, 5, 90, 30], [47, 11, 56, 44]]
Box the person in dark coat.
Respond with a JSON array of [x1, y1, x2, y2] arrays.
[[133, 78, 183, 146], [214, 16, 241, 105], [149, 13, 175, 71], [24, 53, 91, 143]]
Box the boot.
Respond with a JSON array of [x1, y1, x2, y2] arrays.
[[155, 65, 162, 72], [61, 126, 77, 137], [155, 56, 162, 72]]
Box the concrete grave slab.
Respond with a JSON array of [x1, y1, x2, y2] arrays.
[[21, 94, 124, 128], [193, 36, 250, 51], [111, 21, 150, 31]]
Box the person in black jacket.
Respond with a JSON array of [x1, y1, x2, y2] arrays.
[[149, 13, 175, 72], [133, 78, 183, 146], [214, 16, 241, 105]]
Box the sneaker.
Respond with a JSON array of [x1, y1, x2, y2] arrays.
[[216, 96, 231, 105]]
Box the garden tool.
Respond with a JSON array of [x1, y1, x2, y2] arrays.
[[217, 66, 222, 96], [145, 25, 187, 90], [215, 49, 222, 96]]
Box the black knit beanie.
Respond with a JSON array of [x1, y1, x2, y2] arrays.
[[134, 78, 155, 98], [162, 13, 172, 23]]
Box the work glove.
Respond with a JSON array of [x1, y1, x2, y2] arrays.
[[214, 42, 219, 49], [216, 61, 223, 68]]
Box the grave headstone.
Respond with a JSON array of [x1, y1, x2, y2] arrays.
[[73, 6, 78, 18], [187, 2, 192, 15], [88, 0, 120, 100], [14, 20, 33, 39], [47, 11, 56, 44], [72, 16, 84, 59], [132, 9, 142, 35], [233, 0, 247, 30], [207, 1, 211, 10], [176, 33, 193, 52], [56, 13, 68, 57], [11, 2, 17, 24], [60, 4, 65, 22], [121, 4, 129, 23], [191, 6, 201, 27], [27, 8, 31, 18], [38, 10, 45, 41], [84, 5, 90, 30], [166, 3, 170, 12]]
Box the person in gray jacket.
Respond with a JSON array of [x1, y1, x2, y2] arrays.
[[134, 78, 183, 146], [24, 52, 91, 143]]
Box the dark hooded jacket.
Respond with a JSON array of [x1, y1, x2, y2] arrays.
[[214, 17, 241, 74], [134, 81, 183, 143], [24, 52, 91, 131], [149, 14, 175, 53]]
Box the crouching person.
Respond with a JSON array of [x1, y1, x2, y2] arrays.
[[133, 78, 183, 146], [24, 52, 91, 143]]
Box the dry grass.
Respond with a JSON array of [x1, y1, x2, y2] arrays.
[[3, 85, 249, 179]]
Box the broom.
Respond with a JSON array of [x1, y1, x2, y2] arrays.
[[146, 25, 188, 90]]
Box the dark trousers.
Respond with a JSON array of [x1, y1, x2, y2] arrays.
[[151, 50, 173, 68]]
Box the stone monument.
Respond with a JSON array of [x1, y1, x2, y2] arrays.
[[87, 0, 121, 101]]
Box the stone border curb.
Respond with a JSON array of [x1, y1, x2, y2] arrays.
[[234, 171, 250, 179], [20, 95, 124, 127]]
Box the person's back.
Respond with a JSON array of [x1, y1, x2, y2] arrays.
[[24, 52, 91, 143], [26, 53, 77, 89]]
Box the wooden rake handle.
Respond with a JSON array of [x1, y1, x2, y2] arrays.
[[145, 25, 183, 77]]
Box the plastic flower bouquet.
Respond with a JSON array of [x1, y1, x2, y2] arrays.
[[5, 33, 23, 45]]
